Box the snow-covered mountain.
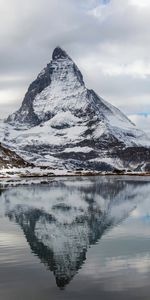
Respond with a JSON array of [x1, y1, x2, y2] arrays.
[[1, 177, 150, 288], [2, 47, 150, 172]]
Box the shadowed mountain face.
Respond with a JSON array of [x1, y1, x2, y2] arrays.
[[1, 177, 150, 289], [2, 47, 150, 171]]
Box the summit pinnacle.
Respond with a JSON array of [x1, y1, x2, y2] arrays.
[[52, 46, 69, 60]]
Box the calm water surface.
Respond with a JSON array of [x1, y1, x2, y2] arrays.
[[0, 176, 150, 300]]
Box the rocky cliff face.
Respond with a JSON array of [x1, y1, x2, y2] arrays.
[[4, 47, 150, 171]]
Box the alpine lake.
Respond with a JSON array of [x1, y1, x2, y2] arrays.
[[0, 175, 150, 300]]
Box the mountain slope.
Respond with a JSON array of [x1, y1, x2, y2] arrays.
[[4, 47, 150, 171], [0, 142, 30, 169]]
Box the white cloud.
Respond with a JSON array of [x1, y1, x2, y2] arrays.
[[130, 0, 150, 8]]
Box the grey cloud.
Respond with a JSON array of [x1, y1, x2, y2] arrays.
[[129, 114, 150, 135], [0, 0, 150, 131]]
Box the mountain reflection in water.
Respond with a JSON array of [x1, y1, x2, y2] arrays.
[[1, 177, 150, 289]]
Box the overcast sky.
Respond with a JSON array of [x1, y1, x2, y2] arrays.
[[0, 0, 150, 131]]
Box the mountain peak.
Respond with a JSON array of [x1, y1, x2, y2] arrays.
[[52, 46, 69, 60], [5, 47, 150, 174]]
